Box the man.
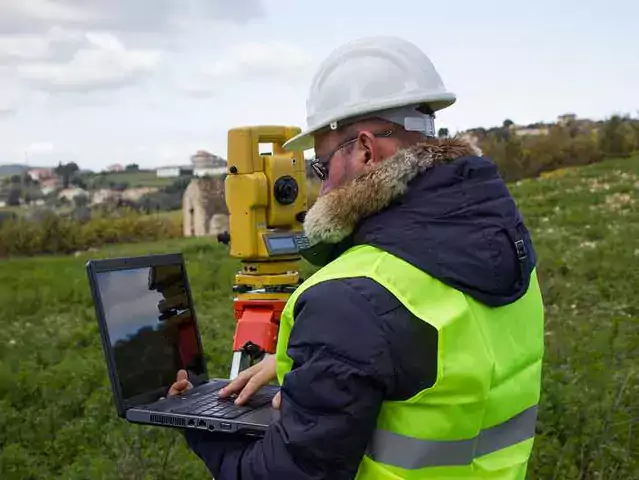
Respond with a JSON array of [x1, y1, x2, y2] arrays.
[[169, 36, 545, 479]]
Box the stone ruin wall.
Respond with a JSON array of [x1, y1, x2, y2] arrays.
[[182, 177, 228, 238]]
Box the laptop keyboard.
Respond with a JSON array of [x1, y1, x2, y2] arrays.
[[172, 389, 276, 419]]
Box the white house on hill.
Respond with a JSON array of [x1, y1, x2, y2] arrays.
[[191, 150, 227, 177], [156, 166, 194, 178]]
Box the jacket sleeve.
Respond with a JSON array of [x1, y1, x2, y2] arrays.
[[183, 278, 395, 479]]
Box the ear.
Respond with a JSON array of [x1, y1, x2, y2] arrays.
[[355, 131, 378, 166]]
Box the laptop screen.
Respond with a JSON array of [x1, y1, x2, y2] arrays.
[[94, 262, 206, 404]]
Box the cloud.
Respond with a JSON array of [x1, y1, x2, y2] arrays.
[[0, 0, 265, 34], [0, 0, 269, 101], [0, 79, 23, 116], [0, 26, 85, 64], [207, 41, 312, 80], [0, 1, 93, 30], [0, 33, 54, 62], [26, 142, 55, 155], [17, 32, 162, 91], [182, 41, 313, 96], [0, 1, 266, 94]]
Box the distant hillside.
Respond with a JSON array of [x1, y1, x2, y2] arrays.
[[0, 164, 29, 177]]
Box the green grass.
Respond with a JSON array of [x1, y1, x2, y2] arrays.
[[1, 156, 638, 479], [514, 156, 639, 479], [0, 205, 23, 215], [99, 171, 174, 188], [155, 209, 183, 222]]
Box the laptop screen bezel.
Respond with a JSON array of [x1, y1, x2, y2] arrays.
[[86, 253, 209, 418]]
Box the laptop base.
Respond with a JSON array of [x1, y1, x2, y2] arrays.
[[125, 379, 280, 437]]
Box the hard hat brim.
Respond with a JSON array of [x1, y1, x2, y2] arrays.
[[282, 93, 456, 152], [282, 128, 318, 152]]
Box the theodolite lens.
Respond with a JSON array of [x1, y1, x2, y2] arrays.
[[274, 176, 299, 205]]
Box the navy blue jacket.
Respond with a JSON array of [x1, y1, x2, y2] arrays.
[[183, 152, 537, 479]]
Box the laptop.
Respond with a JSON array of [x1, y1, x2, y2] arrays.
[[85, 252, 280, 437]]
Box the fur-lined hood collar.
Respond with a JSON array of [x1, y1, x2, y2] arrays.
[[303, 136, 482, 246]]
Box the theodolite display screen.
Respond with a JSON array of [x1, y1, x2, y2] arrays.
[[263, 233, 309, 256], [267, 237, 295, 250]]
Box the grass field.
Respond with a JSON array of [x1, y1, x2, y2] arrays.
[[0, 205, 23, 215], [99, 170, 174, 188], [1, 156, 638, 479]]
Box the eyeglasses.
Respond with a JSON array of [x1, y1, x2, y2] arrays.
[[309, 129, 394, 181]]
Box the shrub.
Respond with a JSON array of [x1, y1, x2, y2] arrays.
[[0, 210, 181, 257], [477, 116, 636, 182]]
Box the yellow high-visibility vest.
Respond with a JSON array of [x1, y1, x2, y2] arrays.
[[276, 244, 544, 479]]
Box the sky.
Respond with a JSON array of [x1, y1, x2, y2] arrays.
[[0, 0, 637, 171]]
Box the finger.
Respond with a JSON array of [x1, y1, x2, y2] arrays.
[[219, 367, 257, 397], [168, 379, 189, 396], [235, 371, 269, 405], [176, 369, 189, 382], [219, 376, 249, 397], [272, 391, 281, 409]]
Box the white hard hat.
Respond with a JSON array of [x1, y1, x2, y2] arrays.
[[283, 36, 456, 151]]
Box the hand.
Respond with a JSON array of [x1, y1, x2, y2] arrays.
[[168, 369, 193, 397], [219, 355, 281, 409]]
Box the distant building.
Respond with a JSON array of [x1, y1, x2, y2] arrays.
[[191, 150, 227, 177], [156, 166, 194, 178], [182, 177, 228, 237], [27, 168, 54, 182], [558, 113, 577, 126], [122, 187, 159, 202], [92, 189, 120, 204], [92, 187, 159, 204], [513, 126, 549, 137], [39, 177, 61, 196], [106, 164, 125, 172], [58, 187, 89, 202]]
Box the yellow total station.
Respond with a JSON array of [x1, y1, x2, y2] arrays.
[[218, 126, 309, 294]]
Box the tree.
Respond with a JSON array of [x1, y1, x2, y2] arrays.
[[503, 119, 515, 129], [164, 176, 192, 194], [71, 175, 88, 189], [54, 162, 80, 188], [437, 128, 450, 138], [21, 173, 33, 186], [599, 115, 638, 157], [7, 188, 21, 206], [126, 163, 140, 171]]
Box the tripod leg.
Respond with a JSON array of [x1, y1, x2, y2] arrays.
[[230, 350, 253, 380]]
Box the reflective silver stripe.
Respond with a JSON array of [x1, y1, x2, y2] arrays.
[[365, 404, 539, 469]]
